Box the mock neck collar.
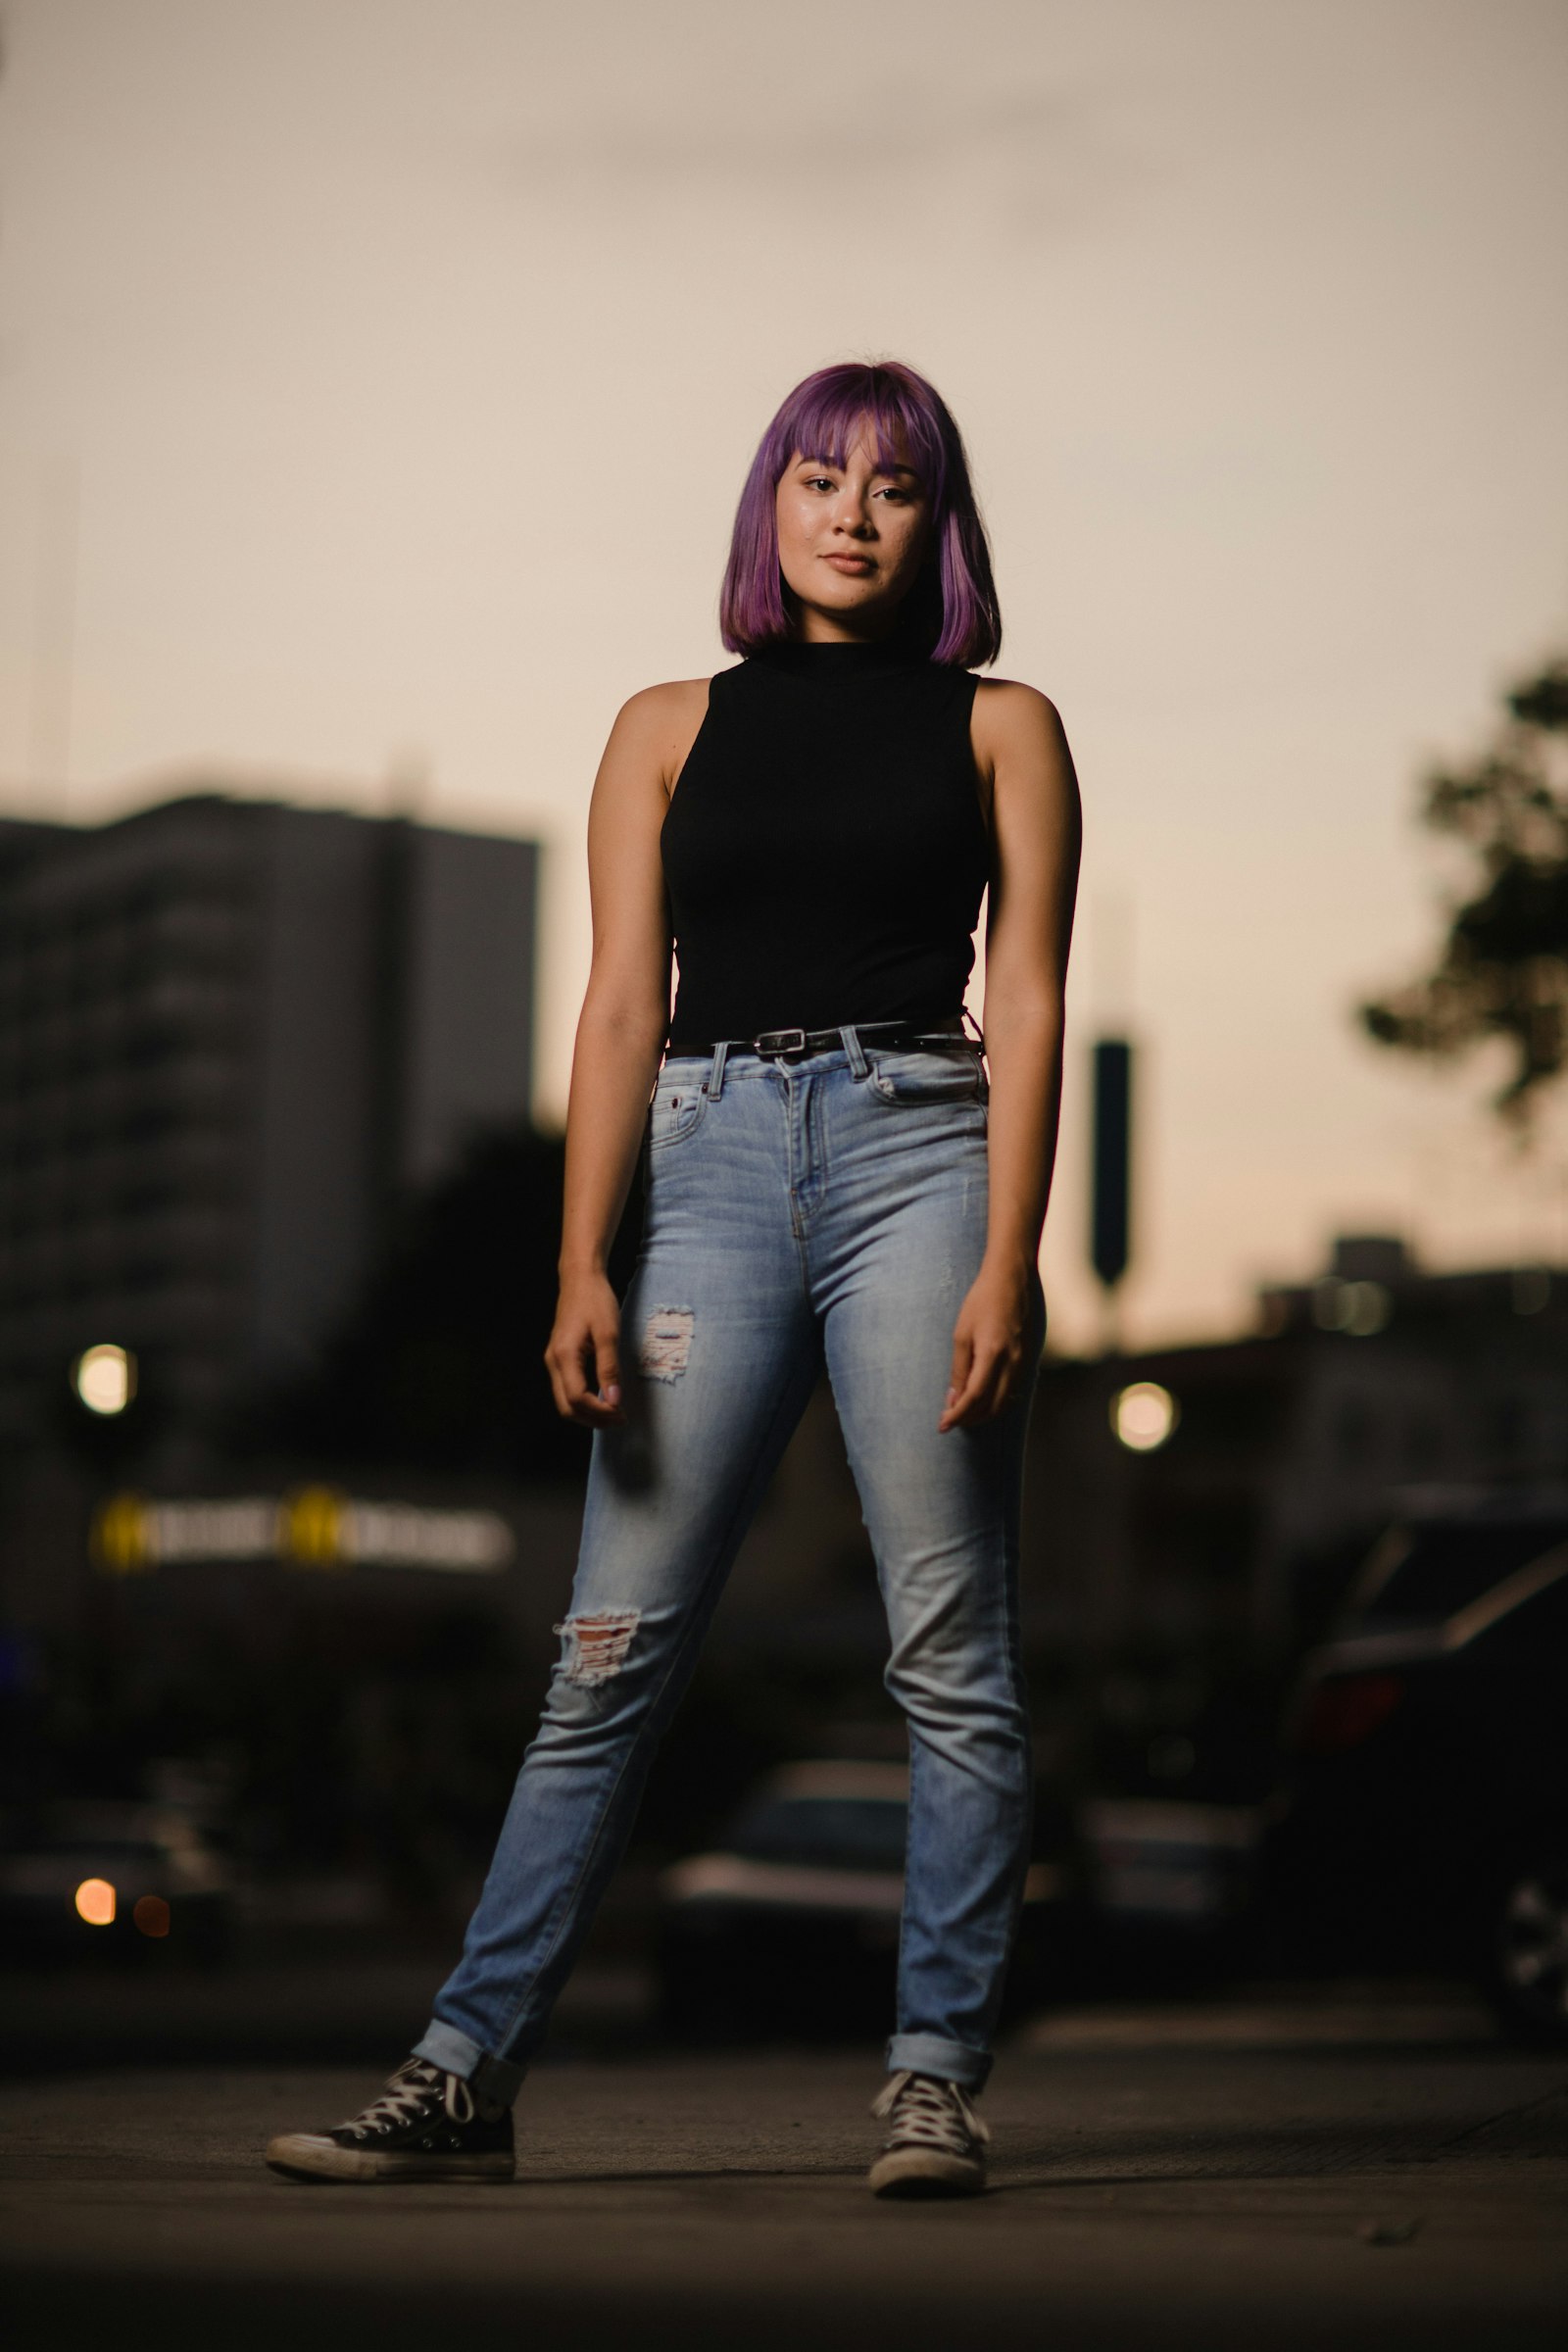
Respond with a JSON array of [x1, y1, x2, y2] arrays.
[[753, 635, 928, 678]]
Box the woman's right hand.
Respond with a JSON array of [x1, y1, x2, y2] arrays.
[[544, 1268, 627, 1426]]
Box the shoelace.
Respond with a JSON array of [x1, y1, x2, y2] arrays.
[[871, 2070, 991, 2156], [338, 2058, 476, 2137]]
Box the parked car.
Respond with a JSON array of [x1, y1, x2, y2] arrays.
[[1077, 1794, 1262, 1974], [0, 1799, 235, 1967], [655, 1759, 1072, 2039], [1255, 1491, 1568, 2044]]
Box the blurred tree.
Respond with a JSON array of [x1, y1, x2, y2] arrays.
[[1361, 654, 1568, 1118], [257, 1123, 644, 1485]]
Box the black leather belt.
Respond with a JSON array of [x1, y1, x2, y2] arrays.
[[674, 1018, 980, 1061]]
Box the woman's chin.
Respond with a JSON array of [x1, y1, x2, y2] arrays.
[[794, 585, 904, 634]]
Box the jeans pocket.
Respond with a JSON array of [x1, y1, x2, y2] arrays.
[[868, 1046, 988, 1107], [647, 1075, 709, 1150]]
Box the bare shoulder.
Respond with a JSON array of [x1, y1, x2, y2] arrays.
[[971, 675, 1069, 761], [616, 675, 713, 728], [970, 676, 1077, 835], [607, 675, 715, 798]]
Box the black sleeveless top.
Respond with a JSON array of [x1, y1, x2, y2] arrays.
[[661, 639, 989, 1052]]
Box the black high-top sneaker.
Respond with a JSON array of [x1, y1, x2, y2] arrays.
[[266, 2057, 514, 2182], [867, 2070, 990, 2197]]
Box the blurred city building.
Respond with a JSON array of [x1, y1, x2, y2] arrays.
[[0, 791, 539, 1457]]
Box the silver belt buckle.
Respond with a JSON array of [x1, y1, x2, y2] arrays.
[[754, 1026, 808, 1056]]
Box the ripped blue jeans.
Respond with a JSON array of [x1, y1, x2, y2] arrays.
[[415, 1025, 1045, 2100]]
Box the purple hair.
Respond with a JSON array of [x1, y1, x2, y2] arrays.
[[719, 361, 1002, 668]]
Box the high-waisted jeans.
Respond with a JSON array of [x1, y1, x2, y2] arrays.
[[414, 1024, 1046, 2100]]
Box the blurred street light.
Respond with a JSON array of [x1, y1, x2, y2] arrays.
[[72, 1344, 135, 1415], [1111, 1380, 1178, 1452]]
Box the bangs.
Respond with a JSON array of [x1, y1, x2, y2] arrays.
[[779, 376, 948, 500]]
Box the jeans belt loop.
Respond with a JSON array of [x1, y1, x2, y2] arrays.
[[708, 1039, 729, 1100], [840, 1023, 870, 1080]]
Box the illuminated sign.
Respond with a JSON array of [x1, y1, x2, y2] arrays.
[[91, 1489, 514, 1576]]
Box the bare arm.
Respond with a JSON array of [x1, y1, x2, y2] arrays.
[[543, 677, 709, 1427], [940, 681, 1081, 1432]]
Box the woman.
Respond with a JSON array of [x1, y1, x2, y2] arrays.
[[267, 359, 1081, 2199]]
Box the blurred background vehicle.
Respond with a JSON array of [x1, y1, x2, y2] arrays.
[[0, 1799, 235, 1969], [1075, 1794, 1262, 1982], [655, 1760, 1077, 2041], [655, 1488, 1568, 2050], [1254, 1489, 1568, 2045]]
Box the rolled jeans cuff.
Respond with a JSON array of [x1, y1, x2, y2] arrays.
[[886, 2033, 992, 2092], [413, 2018, 526, 2109]]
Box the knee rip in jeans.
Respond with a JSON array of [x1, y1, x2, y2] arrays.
[[556, 1609, 641, 1685], [638, 1304, 695, 1383]]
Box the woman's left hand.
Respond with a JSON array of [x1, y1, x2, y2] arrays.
[[939, 1257, 1038, 1431]]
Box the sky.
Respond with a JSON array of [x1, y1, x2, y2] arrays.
[[2, 0, 1566, 1352]]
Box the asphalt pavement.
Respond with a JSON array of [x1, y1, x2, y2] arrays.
[[3, 1984, 1565, 2351]]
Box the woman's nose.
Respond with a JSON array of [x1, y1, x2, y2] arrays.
[[832, 493, 873, 534]]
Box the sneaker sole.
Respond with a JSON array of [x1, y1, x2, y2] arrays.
[[265, 2133, 514, 2183], [867, 2149, 986, 2198]]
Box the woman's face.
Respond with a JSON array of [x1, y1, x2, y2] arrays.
[[773, 428, 932, 641]]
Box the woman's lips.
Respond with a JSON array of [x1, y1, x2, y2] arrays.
[[823, 554, 875, 573]]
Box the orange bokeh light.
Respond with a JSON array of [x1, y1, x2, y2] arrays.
[[74, 1878, 116, 1926], [132, 1894, 172, 1938]]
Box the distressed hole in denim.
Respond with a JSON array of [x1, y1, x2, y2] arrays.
[[639, 1304, 695, 1383], [555, 1609, 640, 1685]]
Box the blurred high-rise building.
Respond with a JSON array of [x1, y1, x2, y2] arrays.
[[0, 792, 539, 1451]]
